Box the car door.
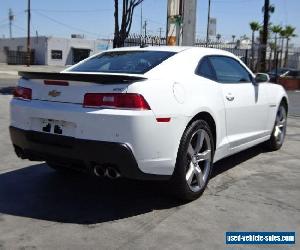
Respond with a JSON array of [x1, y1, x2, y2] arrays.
[[207, 55, 269, 149]]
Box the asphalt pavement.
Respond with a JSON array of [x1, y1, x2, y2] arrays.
[[0, 76, 299, 249]]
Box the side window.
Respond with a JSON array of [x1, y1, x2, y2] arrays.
[[195, 57, 216, 81], [208, 56, 252, 83]]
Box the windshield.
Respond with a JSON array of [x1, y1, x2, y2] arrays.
[[70, 50, 176, 74]]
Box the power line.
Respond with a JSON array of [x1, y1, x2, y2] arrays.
[[12, 23, 26, 33], [0, 10, 25, 25], [31, 8, 113, 13], [33, 11, 100, 37]]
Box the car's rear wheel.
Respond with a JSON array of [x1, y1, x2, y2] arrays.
[[265, 103, 287, 151], [172, 120, 214, 201]]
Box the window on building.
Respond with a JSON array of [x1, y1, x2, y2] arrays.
[[51, 50, 63, 60], [17, 46, 23, 51]]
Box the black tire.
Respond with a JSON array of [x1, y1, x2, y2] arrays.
[[264, 102, 287, 151], [171, 119, 215, 201]]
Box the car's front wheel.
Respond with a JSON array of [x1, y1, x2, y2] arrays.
[[265, 103, 287, 151], [172, 120, 214, 201]]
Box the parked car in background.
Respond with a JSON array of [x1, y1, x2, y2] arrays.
[[267, 68, 295, 82], [10, 46, 288, 201], [285, 69, 300, 78]]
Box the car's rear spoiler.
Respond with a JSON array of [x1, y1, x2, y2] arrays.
[[18, 71, 147, 84]]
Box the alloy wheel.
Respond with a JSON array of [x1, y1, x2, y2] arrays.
[[185, 129, 212, 192], [274, 105, 287, 145]]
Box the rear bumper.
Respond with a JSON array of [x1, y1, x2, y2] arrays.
[[9, 126, 169, 180]]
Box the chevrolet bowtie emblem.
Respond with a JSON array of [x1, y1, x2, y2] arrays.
[[48, 90, 61, 97]]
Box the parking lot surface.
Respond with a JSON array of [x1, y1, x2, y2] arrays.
[[0, 91, 299, 249]]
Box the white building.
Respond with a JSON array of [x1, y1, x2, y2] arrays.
[[0, 36, 112, 66]]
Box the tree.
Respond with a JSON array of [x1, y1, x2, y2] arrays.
[[270, 24, 282, 69], [113, 0, 144, 48], [249, 21, 261, 70], [232, 35, 236, 43], [260, 0, 275, 72], [282, 25, 297, 67], [268, 41, 276, 70], [216, 34, 221, 42], [262, 4, 275, 18], [279, 29, 286, 67]]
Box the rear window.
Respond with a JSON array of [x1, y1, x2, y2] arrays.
[[70, 50, 176, 74]]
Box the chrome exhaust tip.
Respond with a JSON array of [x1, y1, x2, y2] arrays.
[[106, 167, 121, 179], [93, 165, 106, 177]]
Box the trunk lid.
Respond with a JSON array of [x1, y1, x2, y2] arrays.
[[18, 71, 146, 104]]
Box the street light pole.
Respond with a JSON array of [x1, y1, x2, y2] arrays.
[[206, 0, 211, 46], [26, 0, 31, 67]]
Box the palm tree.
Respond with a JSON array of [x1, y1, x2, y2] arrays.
[[279, 29, 286, 67], [216, 34, 221, 43], [268, 42, 276, 70], [262, 4, 275, 18], [250, 21, 261, 70], [283, 25, 297, 67], [232, 35, 236, 43], [261, 0, 275, 71], [271, 25, 282, 69]]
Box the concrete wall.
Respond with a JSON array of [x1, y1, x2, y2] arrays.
[[0, 36, 112, 66], [46, 37, 112, 66], [0, 37, 47, 64]]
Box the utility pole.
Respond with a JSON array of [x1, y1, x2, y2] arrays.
[[206, 0, 211, 46], [143, 20, 147, 37], [26, 0, 31, 67], [9, 8, 14, 39], [167, 0, 197, 46], [261, 0, 270, 72]]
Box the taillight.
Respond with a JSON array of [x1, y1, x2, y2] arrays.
[[83, 93, 151, 110], [13, 86, 32, 100]]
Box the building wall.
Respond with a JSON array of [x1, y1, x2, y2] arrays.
[[0, 36, 112, 66], [0, 37, 47, 64], [46, 37, 112, 66]]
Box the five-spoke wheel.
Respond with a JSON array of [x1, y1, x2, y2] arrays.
[[186, 129, 212, 193], [265, 102, 287, 151], [172, 119, 214, 201]]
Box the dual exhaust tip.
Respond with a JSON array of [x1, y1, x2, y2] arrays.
[[93, 165, 121, 179]]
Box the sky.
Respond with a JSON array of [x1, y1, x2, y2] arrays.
[[0, 0, 299, 45]]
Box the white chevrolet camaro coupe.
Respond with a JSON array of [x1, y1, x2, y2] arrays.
[[10, 46, 288, 200]]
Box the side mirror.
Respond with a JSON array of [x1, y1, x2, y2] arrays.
[[254, 73, 270, 84]]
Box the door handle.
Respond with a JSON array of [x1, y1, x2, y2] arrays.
[[226, 95, 235, 101]]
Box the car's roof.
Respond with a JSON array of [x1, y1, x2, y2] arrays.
[[109, 46, 187, 53], [106, 46, 234, 56]]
